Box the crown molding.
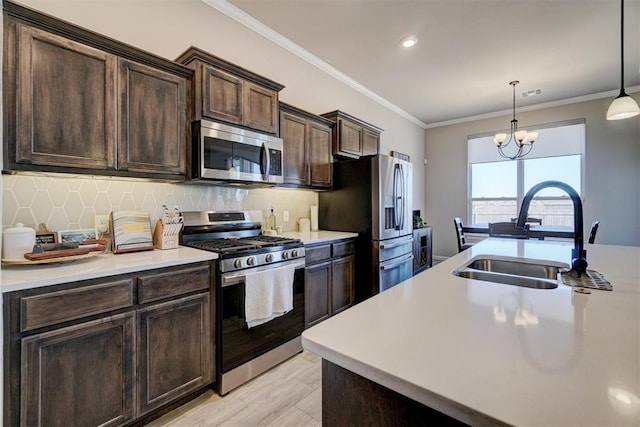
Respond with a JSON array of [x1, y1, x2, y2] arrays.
[[424, 86, 640, 129], [200, 0, 428, 129]]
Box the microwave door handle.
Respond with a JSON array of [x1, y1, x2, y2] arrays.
[[261, 142, 271, 180]]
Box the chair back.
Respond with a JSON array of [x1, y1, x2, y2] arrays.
[[489, 222, 530, 239], [588, 220, 600, 244], [453, 217, 467, 252], [510, 217, 542, 225]]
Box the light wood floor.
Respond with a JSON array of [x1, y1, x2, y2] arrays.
[[145, 351, 321, 426]]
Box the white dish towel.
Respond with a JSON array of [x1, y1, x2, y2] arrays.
[[245, 264, 295, 328]]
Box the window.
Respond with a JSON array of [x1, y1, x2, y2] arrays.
[[468, 120, 585, 226]]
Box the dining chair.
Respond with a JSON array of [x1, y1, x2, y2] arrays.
[[588, 220, 600, 244], [510, 217, 542, 225], [489, 222, 530, 239], [453, 217, 473, 253]]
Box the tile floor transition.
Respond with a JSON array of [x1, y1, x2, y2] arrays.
[[145, 351, 321, 426]]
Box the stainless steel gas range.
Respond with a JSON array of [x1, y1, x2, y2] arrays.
[[181, 211, 305, 395]]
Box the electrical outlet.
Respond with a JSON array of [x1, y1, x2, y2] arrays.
[[95, 214, 110, 234], [283, 211, 289, 222]]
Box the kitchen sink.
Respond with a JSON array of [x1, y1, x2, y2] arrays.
[[452, 255, 568, 290], [465, 258, 561, 279]]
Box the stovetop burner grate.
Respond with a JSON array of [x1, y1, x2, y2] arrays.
[[237, 235, 300, 247], [186, 239, 259, 254]]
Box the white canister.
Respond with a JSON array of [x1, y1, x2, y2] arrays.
[[298, 218, 311, 233], [3, 223, 36, 260]]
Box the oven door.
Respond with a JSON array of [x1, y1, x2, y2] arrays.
[[217, 261, 305, 375]]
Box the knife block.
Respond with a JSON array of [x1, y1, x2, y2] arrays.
[[153, 219, 182, 250]]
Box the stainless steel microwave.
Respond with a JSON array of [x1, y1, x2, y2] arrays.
[[191, 120, 283, 186]]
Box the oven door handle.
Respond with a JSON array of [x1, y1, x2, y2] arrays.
[[221, 259, 306, 287]]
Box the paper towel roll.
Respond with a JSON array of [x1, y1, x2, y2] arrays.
[[310, 205, 318, 231]]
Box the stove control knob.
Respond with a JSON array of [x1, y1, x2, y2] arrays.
[[247, 257, 256, 266], [291, 249, 298, 258], [282, 251, 289, 259], [265, 254, 274, 263], [233, 259, 243, 268]]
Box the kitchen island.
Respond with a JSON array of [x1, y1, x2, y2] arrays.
[[302, 238, 640, 426]]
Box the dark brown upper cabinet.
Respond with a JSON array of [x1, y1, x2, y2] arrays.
[[176, 46, 284, 135], [118, 59, 187, 175], [13, 25, 117, 170], [3, 1, 192, 180], [321, 110, 383, 159], [279, 102, 334, 189]]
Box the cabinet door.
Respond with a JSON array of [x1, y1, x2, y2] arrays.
[[308, 121, 332, 188], [362, 128, 380, 156], [21, 312, 135, 427], [118, 59, 186, 176], [337, 119, 362, 158], [243, 81, 278, 134], [202, 66, 243, 125], [331, 255, 355, 315], [137, 293, 212, 415], [16, 25, 116, 169], [280, 111, 309, 186], [305, 261, 331, 328]]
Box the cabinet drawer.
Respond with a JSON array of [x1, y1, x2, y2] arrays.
[[20, 279, 134, 332], [138, 265, 210, 304], [332, 240, 355, 257], [305, 244, 332, 264]]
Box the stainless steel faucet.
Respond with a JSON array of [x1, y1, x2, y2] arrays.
[[516, 180, 587, 276]]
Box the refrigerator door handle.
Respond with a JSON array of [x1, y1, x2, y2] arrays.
[[393, 164, 401, 230], [379, 237, 412, 249], [399, 164, 405, 230], [380, 254, 413, 271]]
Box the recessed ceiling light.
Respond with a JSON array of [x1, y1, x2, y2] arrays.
[[400, 36, 418, 48]]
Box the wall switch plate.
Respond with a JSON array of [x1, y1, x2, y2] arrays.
[[283, 211, 289, 222], [95, 214, 110, 234]]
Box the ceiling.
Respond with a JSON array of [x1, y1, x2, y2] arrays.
[[222, 0, 640, 127]]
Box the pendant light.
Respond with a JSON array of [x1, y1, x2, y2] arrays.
[[493, 81, 538, 160], [606, 0, 639, 120]]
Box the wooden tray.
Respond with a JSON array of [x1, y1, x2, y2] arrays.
[[2, 250, 105, 265]]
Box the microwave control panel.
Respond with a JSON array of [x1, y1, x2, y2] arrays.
[[269, 149, 282, 176]]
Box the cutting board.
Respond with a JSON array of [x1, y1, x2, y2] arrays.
[[24, 247, 91, 261]]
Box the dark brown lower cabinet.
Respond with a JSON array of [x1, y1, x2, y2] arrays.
[[305, 239, 355, 328], [3, 261, 214, 427], [304, 261, 332, 327], [21, 312, 136, 427], [137, 293, 212, 415], [331, 255, 355, 315]]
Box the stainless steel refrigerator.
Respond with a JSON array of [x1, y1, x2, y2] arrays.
[[319, 154, 413, 302]]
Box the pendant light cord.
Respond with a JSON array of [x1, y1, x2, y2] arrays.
[[620, 0, 624, 93]]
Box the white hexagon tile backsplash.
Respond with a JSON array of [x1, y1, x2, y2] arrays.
[[2, 174, 318, 233]]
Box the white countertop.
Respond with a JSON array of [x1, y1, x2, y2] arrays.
[[281, 230, 358, 245], [0, 246, 217, 293], [302, 238, 640, 426]]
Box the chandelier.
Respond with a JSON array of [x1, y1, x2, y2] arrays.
[[493, 81, 538, 160]]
